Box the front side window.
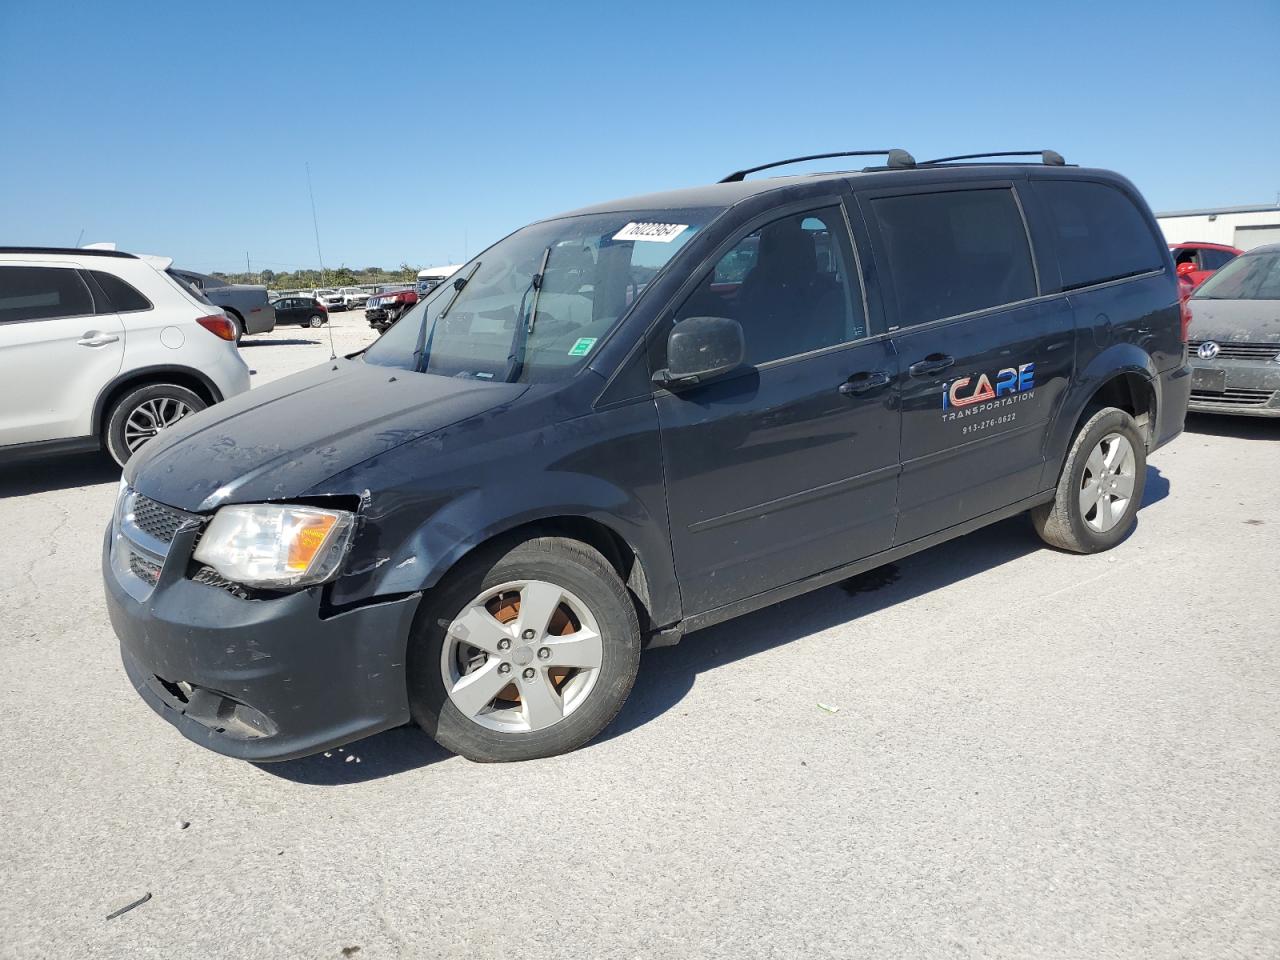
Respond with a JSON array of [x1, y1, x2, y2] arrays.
[[1193, 250, 1280, 301], [871, 188, 1037, 330], [0, 266, 95, 323], [364, 208, 719, 382], [1036, 180, 1164, 290], [671, 206, 865, 365]]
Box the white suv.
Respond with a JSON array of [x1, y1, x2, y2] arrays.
[[0, 247, 251, 466]]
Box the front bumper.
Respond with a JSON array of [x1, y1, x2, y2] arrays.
[[103, 524, 419, 762], [1187, 358, 1280, 418]]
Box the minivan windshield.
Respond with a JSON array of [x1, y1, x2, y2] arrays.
[[363, 209, 718, 382], [1193, 250, 1280, 301]]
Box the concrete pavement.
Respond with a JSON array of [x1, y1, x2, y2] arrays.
[[1, 317, 1276, 958]]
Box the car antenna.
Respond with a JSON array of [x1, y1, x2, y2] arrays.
[[305, 161, 338, 362]]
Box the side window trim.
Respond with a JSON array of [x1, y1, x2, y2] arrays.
[[856, 179, 1037, 332], [649, 195, 871, 373]]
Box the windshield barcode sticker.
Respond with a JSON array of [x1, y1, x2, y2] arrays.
[[613, 222, 688, 243], [568, 337, 597, 357]]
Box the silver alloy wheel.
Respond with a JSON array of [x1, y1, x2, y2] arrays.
[[309, 315, 324, 327], [441, 579, 603, 733], [123, 397, 193, 452], [1079, 431, 1136, 532]]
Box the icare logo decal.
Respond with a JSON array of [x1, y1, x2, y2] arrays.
[[942, 362, 1035, 410]]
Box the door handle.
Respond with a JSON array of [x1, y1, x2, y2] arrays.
[[839, 370, 891, 396], [77, 332, 120, 347], [908, 353, 955, 377]]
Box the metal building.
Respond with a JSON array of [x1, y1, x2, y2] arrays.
[[1156, 203, 1280, 251]]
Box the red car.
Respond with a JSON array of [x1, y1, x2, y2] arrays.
[[1170, 242, 1242, 299], [364, 287, 418, 333]]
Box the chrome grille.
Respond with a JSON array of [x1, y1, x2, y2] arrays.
[[1188, 340, 1280, 361], [130, 493, 201, 544], [1190, 388, 1275, 407], [127, 550, 161, 585]]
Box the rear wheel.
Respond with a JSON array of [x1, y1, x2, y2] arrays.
[[407, 537, 641, 762], [309, 314, 324, 328], [104, 383, 206, 466], [1032, 406, 1146, 553]]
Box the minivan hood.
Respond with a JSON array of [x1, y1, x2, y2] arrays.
[[1188, 298, 1280, 342], [127, 359, 527, 512]]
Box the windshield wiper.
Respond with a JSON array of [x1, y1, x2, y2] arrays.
[[503, 246, 552, 383], [413, 263, 479, 373]]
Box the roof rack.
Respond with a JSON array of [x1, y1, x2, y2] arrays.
[[918, 150, 1067, 167], [719, 149, 916, 183], [0, 246, 137, 259]]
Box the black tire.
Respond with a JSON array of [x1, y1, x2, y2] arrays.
[[407, 537, 641, 762], [309, 315, 325, 328], [1032, 406, 1147, 553], [225, 311, 244, 344], [104, 383, 207, 467]]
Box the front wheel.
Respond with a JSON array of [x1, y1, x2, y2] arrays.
[[104, 383, 206, 466], [408, 537, 641, 762], [1032, 406, 1147, 553]]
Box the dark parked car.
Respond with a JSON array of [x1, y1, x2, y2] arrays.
[[269, 296, 328, 327], [1185, 243, 1280, 416], [104, 149, 1189, 764]]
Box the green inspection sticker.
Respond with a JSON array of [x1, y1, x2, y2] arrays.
[[568, 337, 597, 357]]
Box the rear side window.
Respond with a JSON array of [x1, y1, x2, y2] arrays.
[[1037, 180, 1164, 290], [0, 266, 95, 323], [90, 270, 152, 312], [870, 188, 1036, 330], [1200, 248, 1236, 271]]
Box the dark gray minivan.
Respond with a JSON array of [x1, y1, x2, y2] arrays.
[[104, 149, 1190, 762]]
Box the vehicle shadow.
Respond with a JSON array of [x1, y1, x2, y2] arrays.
[[240, 338, 321, 347], [0, 451, 119, 497], [1184, 413, 1280, 441], [255, 727, 452, 785], [601, 473, 1169, 744], [263, 465, 1169, 784]]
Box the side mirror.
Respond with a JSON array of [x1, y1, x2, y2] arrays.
[[653, 316, 745, 390], [1176, 261, 1197, 277]]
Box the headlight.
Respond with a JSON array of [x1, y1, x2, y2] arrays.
[[193, 504, 356, 590]]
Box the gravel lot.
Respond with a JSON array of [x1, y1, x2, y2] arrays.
[[1, 314, 1277, 959]]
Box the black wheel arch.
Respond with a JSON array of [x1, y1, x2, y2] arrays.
[[92, 366, 224, 439], [1042, 346, 1160, 489], [423, 516, 659, 638]]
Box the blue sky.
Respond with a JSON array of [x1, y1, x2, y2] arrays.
[[2, 1, 1277, 274]]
